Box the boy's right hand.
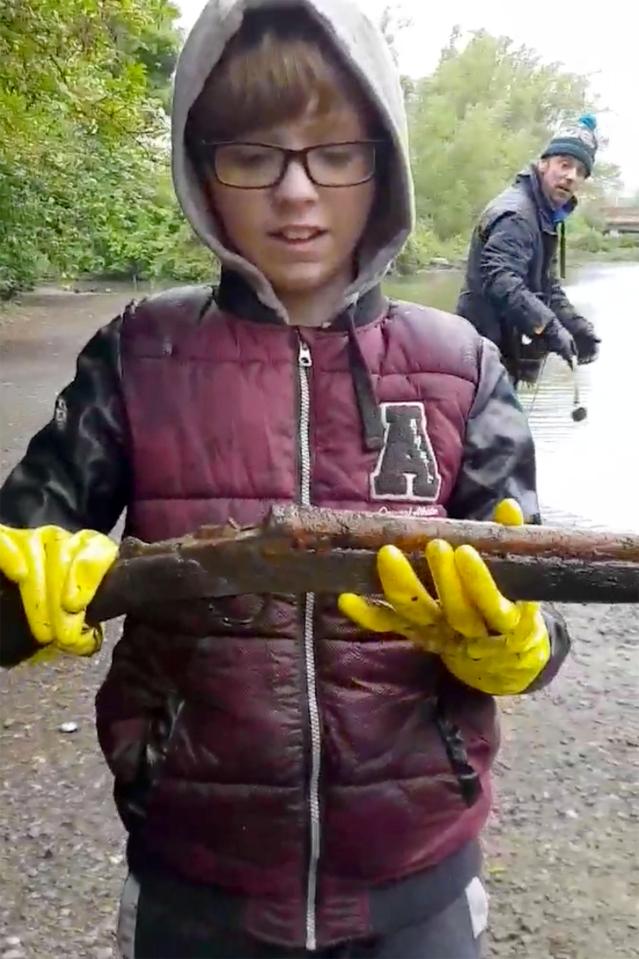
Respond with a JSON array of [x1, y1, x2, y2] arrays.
[[0, 526, 117, 657]]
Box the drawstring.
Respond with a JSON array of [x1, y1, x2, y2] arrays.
[[559, 221, 567, 279], [346, 311, 384, 452]]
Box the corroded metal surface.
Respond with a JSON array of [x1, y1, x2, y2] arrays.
[[83, 507, 639, 622]]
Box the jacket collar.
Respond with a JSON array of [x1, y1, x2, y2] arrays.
[[216, 269, 388, 330], [216, 268, 387, 452]]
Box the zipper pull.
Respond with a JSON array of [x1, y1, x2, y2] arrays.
[[298, 340, 312, 368]]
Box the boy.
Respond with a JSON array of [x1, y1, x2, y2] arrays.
[[0, 2, 569, 957]]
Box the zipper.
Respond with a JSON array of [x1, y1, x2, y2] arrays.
[[297, 337, 321, 950], [298, 340, 313, 504]]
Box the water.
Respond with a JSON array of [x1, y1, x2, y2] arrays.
[[386, 262, 639, 533]]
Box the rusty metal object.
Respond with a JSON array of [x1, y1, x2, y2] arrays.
[[82, 506, 639, 623]]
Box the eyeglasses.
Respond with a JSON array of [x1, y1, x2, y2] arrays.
[[203, 140, 383, 189]]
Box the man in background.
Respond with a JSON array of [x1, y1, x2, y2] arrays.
[[457, 115, 601, 384]]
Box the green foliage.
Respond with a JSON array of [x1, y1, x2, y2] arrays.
[[393, 221, 466, 275], [0, 8, 629, 294], [0, 0, 183, 296], [408, 30, 594, 243], [557, 208, 638, 260], [569, 228, 639, 259]]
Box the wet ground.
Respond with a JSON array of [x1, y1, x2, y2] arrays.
[[0, 281, 638, 959]]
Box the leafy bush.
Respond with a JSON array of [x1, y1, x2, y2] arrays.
[[1, 8, 631, 294], [394, 221, 467, 274]]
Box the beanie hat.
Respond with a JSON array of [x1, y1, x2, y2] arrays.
[[541, 113, 598, 177]]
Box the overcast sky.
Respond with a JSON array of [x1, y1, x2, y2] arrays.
[[176, 0, 637, 192]]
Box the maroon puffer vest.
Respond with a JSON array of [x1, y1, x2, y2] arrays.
[[96, 288, 499, 948]]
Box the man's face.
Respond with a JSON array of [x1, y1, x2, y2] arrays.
[[207, 100, 377, 303], [538, 155, 587, 208]]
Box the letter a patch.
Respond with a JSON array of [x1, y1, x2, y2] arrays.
[[370, 402, 441, 502]]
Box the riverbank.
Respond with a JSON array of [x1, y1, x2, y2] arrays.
[[0, 285, 637, 959], [2, 238, 637, 307], [391, 245, 639, 277]]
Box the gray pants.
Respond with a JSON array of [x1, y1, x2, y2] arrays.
[[117, 874, 488, 959]]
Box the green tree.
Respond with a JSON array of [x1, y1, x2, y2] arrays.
[[378, 3, 412, 65], [1, 6, 627, 292], [0, 0, 182, 296], [408, 30, 594, 240]]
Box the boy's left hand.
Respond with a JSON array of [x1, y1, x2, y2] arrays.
[[338, 499, 550, 696]]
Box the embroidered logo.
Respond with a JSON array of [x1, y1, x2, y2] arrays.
[[370, 402, 441, 502]]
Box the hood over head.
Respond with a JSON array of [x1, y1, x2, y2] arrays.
[[171, 0, 414, 321]]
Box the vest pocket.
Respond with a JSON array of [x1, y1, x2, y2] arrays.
[[113, 697, 184, 833], [433, 700, 482, 807]]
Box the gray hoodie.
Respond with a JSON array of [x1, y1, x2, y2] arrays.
[[171, 0, 414, 320]]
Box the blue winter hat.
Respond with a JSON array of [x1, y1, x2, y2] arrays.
[[541, 114, 598, 177]]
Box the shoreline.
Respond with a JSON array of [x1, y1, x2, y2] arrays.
[[2, 248, 638, 307]]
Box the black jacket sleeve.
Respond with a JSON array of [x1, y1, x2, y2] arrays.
[[448, 338, 570, 692], [0, 314, 129, 667], [480, 214, 557, 337], [447, 339, 539, 523]]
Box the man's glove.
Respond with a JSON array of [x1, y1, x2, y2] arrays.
[[338, 500, 550, 696], [572, 319, 601, 365], [0, 525, 117, 656], [541, 318, 577, 366]]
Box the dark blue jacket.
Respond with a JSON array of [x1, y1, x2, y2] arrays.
[[457, 165, 591, 376]]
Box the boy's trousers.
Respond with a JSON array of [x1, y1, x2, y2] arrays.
[[117, 872, 488, 959]]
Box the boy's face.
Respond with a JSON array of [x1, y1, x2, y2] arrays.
[[206, 100, 377, 304]]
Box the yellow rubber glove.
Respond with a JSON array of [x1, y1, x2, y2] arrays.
[[339, 500, 550, 695], [0, 525, 117, 657]]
